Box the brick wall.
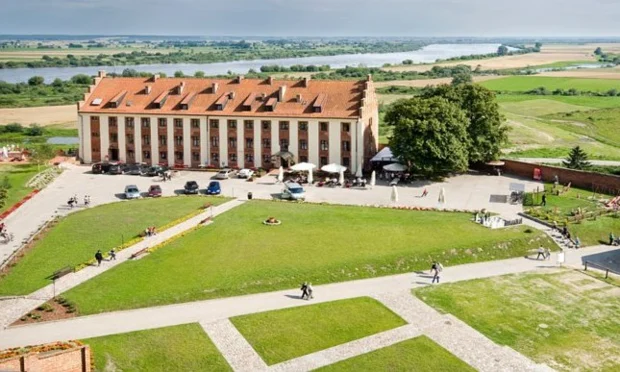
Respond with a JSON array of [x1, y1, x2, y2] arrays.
[[0, 345, 91, 372], [502, 159, 620, 194]]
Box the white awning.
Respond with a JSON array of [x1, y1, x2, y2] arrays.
[[370, 147, 397, 162], [321, 163, 347, 173], [383, 163, 407, 172]]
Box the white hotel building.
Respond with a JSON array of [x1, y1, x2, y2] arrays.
[[77, 71, 379, 171]]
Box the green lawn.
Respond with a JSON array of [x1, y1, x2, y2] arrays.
[[315, 336, 475, 372], [230, 297, 407, 365], [83, 323, 231, 372], [0, 196, 227, 295], [496, 94, 620, 109], [415, 271, 620, 371], [0, 164, 42, 213], [481, 76, 620, 93], [62, 201, 551, 315], [546, 108, 620, 148]]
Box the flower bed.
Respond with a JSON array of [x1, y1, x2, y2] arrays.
[[263, 217, 282, 226], [0, 341, 83, 360]]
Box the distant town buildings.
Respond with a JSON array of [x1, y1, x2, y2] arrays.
[[77, 71, 379, 170]]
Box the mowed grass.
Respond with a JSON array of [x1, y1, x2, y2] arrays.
[[315, 336, 475, 372], [0, 196, 227, 295], [230, 297, 407, 365], [500, 99, 596, 117], [496, 94, 620, 109], [0, 164, 42, 213], [83, 323, 231, 372], [482, 76, 620, 92], [415, 271, 620, 371], [62, 201, 551, 315]]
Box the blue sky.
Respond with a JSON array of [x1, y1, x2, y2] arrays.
[[1, 0, 619, 36]]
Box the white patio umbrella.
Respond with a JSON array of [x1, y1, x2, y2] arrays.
[[355, 163, 363, 178], [391, 185, 399, 203], [291, 162, 316, 172], [277, 166, 284, 183], [383, 163, 407, 172], [370, 171, 376, 189], [438, 187, 446, 204], [321, 163, 347, 173], [338, 169, 345, 186]]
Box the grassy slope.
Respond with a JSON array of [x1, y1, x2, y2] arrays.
[[83, 323, 231, 372], [63, 201, 551, 315], [415, 271, 620, 371], [230, 297, 407, 365], [0, 164, 41, 213], [0, 196, 227, 295], [316, 336, 475, 372], [481, 76, 620, 92], [546, 108, 620, 148]]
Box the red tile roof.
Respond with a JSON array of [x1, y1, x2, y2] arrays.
[[79, 76, 366, 119]]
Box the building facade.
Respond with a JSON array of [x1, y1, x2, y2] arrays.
[[77, 71, 379, 171]]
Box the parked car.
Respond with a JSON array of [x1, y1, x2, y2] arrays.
[[108, 163, 123, 175], [145, 165, 168, 177], [281, 182, 305, 200], [238, 169, 254, 179], [147, 185, 162, 197], [184, 181, 200, 194], [124, 185, 140, 199], [206, 181, 221, 195], [124, 164, 148, 176], [215, 169, 233, 180], [91, 163, 104, 174]]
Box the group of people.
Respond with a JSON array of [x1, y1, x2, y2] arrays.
[[552, 222, 580, 249], [0, 222, 12, 242], [609, 232, 620, 246], [67, 195, 91, 209], [145, 226, 157, 237], [94, 248, 116, 266], [300, 282, 314, 300], [161, 171, 173, 182], [536, 246, 552, 260]]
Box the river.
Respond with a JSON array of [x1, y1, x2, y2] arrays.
[[0, 44, 503, 83]]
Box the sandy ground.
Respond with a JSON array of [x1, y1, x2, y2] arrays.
[[0, 105, 76, 127], [374, 75, 503, 88]]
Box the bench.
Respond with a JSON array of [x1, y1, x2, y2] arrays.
[[130, 247, 150, 259], [51, 266, 73, 280]]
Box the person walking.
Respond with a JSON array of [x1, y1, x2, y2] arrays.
[[431, 262, 442, 284], [306, 283, 314, 300], [541, 193, 547, 207], [545, 247, 551, 260], [109, 248, 117, 261], [610, 232, 615, 246], [95, 250, 103, 266], [300, 282, 308, 300], [536, 246, 546, 260]]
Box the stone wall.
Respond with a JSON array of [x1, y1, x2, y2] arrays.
[[0, 344, 91, 372], [501, 159, 620, 194]]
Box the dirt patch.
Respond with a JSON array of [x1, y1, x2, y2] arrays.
[[11, 297, 77, 326], [0, 105, 76, 127], [549, 119, 588, 128]]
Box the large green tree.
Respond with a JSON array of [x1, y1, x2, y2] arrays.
[[422, 84, 507, 163], [563, 146, 591, 170], [385, 97, 469, 177]]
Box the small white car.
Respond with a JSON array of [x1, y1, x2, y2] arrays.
[[124, 185, 140, 199], [282, 182, 306, 200], [215, 169, 233, 180], [238, 169, 254, 179]]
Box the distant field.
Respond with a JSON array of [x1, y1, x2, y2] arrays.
[[538, 68, 620, 80], [481, 76, 620, 92], [495, 94, 620, 108], [0, 105, 76, 127]]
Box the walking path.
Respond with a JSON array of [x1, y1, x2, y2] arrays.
[[0, 199, 246, 329], [0, 245, 613, 350]]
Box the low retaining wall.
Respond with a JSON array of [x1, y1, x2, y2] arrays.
[[501, 159, 620, 193], [0, 342, 91, 372]]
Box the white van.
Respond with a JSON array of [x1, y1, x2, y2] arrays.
[[282, 182, 306, 200]]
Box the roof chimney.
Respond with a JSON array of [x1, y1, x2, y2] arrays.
[[268, 76, 274, 85], [212, 82, 219, 94], [236, 75, 244, 83], [296, 94, 302, 103], [145, 85, 152, 94], [152, 74, 160, 82], [302, 77, 310, 87], [98, 70, 106, 78], [178, 81, 185, 95], [278, 85, 286, 102]]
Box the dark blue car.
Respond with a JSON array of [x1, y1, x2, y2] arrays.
[[206, 181, 221, 195]]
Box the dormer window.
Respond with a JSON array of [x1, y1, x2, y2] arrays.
[[242, 93, 256, 111], [215, 93, 231, 111], [153, 91, 169, 109], [265, 97, 277, 112], [109, 90, 127, 108], [313, 93, 327, 113], [180, 92, 196, 110]]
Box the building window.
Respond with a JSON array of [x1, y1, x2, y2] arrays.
[[127, 150, 135, 159], [127, 134, 134, 144], [142, 135, 150, 145], [279, 121, 289, 130], [229, 137, 237, 148], [262, 120, 271, 130], [299, 139, 307, 150], [143, 150, 151, 159], [125, 117, 135, 128], [109, 117, 118, 127], [262, 155, 271, 164], [280, 139, 289, 149], [174, 118, 183, 128], [245, 154, 254, 163], [320, 122, 328, 132], [160, 152, 167, 160], [158, 118, 167, 127], [342, 157, 350, 167], [262, 138, 271, 148], [320, 140, 329, 151], [342, 141, 350, 152], [192, 152, 200, 161], [245, 138, 253, 149], [159, 135, 167, 145], [228, 120, 237, 129], [210, 136, 219, 147], [300, 155, 308, 163], [192, 136, 200, 147], [210, 119, 219, 129], [110, 133, 118, 142], [299, 121, 308, 131], [211, 153, 219, 163], [141, 118, 150, 128], [191, 119, 200, 128], [244, 120, 254, 130], [229, 153, 237, 162], [175, 136, 183, 146], [342, 122, 350, 132], [92, 132, 100, 137], [320, 156, 328, 166], [175, 151, 183, 161]]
